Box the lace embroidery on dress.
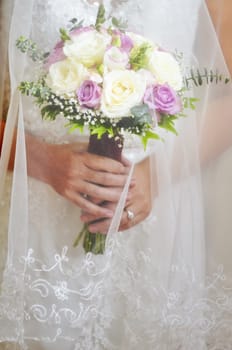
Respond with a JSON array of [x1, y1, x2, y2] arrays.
[[1, 238, 232, 349]]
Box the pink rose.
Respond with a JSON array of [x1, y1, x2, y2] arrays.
[[77, 80, 101, 109], [104, 46, 129, 70], [70, 26, 93, 37], [45, 41, 66, 69], [120, 33, 134, 53], [144, 84, 182, 115], [112, 30, 134, 53]]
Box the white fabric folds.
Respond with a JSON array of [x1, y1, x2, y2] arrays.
[[0, 0, 232, 349]]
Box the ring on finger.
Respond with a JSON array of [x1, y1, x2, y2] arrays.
[[125, 208, 135, 221]]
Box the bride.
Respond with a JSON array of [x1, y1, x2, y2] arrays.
[[0, 0, 232, 349]]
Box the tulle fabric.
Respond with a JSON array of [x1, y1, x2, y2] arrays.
[[0, 0, 14, 120], [0, 0, 232, 349]]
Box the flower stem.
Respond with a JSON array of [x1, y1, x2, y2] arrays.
[[73, 223, 88, 248], [83, 232, 106, 254]]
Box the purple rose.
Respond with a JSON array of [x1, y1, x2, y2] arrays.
[[77, 80, 101, 109], [143, 84, 182, 115], [44, 40, 66, 69]]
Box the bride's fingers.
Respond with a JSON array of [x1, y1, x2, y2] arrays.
[[80, 201, 115, 222], [87, 206, 143, 233], [76, 181, 128, 203], [66, 191, 114, 218], [83, 200, 142, 233], [121, 155, 132, 167], [119, 207, 142, 231], [80, 189, 133, 221], [88, 218, 112, 234], [83, 196, 103, 205]]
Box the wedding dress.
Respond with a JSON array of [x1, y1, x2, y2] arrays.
[[0, 0, 232, 349]]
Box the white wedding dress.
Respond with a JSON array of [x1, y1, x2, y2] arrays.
[[0, 0, 232, 349]]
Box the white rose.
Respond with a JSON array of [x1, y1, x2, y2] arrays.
[[63, 29, 111, 68], [46, 59, 88, 94], [101, 70, 146, 118], [137, 69, 156, 86], [88, 70, 103, 84], [104, 47, 129, 71], [148, 50, 183, 90]]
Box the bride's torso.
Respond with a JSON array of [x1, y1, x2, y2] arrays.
[[31, 0, 201, 48]]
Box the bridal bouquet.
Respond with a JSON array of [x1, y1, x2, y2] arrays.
[[16, 5, 228, 254]]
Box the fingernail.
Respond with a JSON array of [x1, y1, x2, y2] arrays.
[[105, 210, 114, 217], [88, 225, 101, 233], [88, 225, 96, 233], [80, 215, 87, 222], [130, 179, 136, 187]]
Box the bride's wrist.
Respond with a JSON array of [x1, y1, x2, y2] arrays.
[[26, 132, 53, 184]]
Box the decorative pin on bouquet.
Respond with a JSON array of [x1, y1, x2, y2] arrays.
[[16, 5, 230, 254]]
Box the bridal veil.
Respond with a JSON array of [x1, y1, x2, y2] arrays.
[[0, 0, 232, 349]]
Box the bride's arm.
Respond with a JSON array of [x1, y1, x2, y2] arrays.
[[0, 125, 129, 217], [0, 121, 153, 229], [206, 0, 232, 75], [200, 0, 232, 164], [26, 132, 131, 218]]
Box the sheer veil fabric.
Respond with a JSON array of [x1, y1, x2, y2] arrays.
[[0, 0, 14, 120], [0, 0, 232, 349]]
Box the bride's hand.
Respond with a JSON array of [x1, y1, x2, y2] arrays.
[[80, 157, 153, 233], [26, 133, 129, 217]]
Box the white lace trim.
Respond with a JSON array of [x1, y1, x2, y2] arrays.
[[1, 242, 232, 349]]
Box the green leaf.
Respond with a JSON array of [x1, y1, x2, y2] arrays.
[[18, 81, 34, 95], [66, 122, 84, 134], [130, 43, 151, 71], [90, 126, 111, 139], [116, 116, 135, 129], [97, 63, 104, 76], [18, 79, 52, 107], [184, 67, 231, 88], [95, 4, 106, 30], [141, 130, 160, 149], [159, 116, 178, 135], [59, 28, 71, 41], [178, 112, 187, 118], [197, 69, 203, 86], [111, 17, 128, 31], [16, 36, 46, 62], [183, 97, 199, 110], [131, 104, 153, 124], [112, 35, 121, 47], [69, 18, 84, 31], [70, 18, 78, 24], [41, 105, 61, 120], [189, 97, 199, 110]]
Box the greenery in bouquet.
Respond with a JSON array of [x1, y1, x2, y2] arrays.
[[16, 5, 230, 254]]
